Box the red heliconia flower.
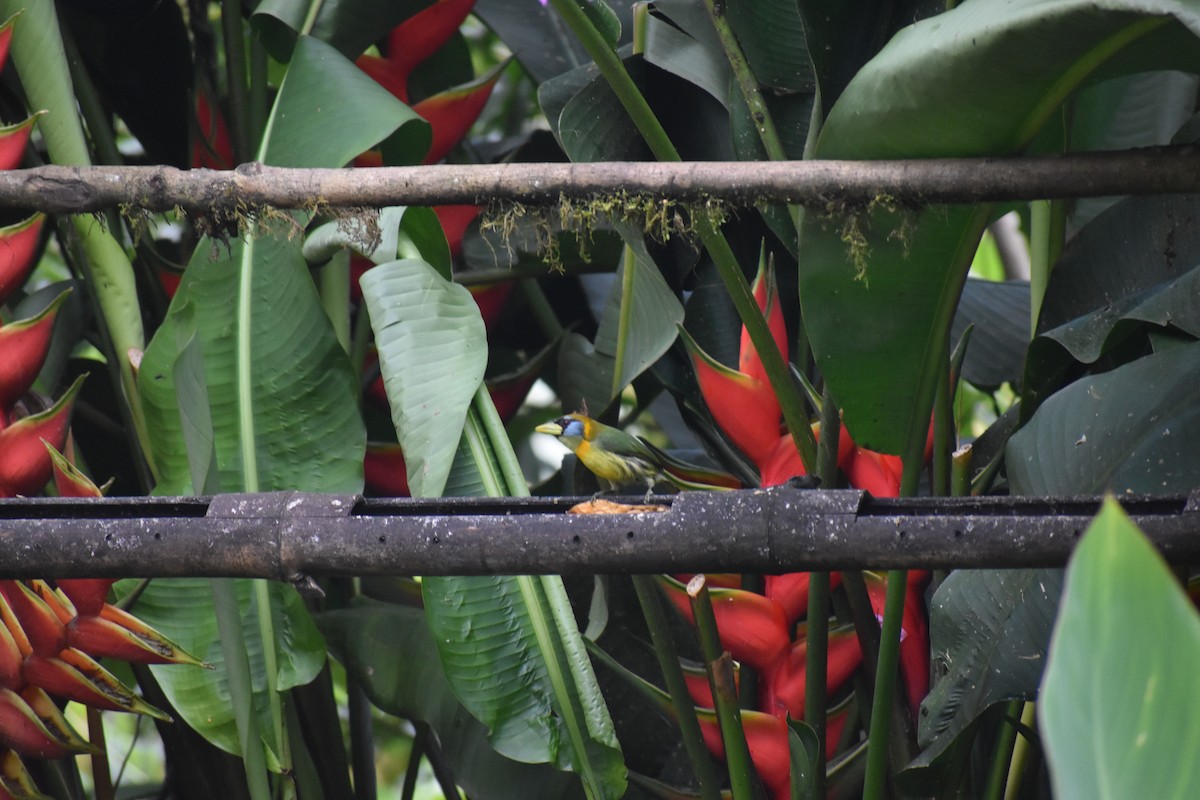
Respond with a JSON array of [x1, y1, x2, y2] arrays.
[[21, 649, 167, 718], [0, 747, 45, 799], [842, 446, 903, 499], [65, 603, 202, 667], [412, 63, 506, 165], [46, 444, 115, 615], [0, 214, 44, 308], [0, 289, 69, 421], [764, 570, 844, 627], [0, 113, 39, 173], [657, 576, 790, 671], [0, 375, 83, 498], [0, 687, 90, 758], [761, 626, 862, 720], [0, 583, 64, 659], [697, 707, 791, 799], [355, 0, 476, 104], [364, 442, 410, 497], [679, 258, 784, 468], [863, 571, 931, 718], [0, 13, 17, 75], [192, 85, 233, 170], [434, 204, 482, 259]]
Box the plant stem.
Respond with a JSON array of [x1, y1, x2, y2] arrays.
[[632, 575, 723, 800], [862, 571, 908, 800], [220, 0, 251, 164], [612, 244, 636, 399], [984, 699, 1023, 800], [1028, 198, 1065, 335], [211, 578, 272, 800], [548, 0, 816, 471], [701, 0, 801, 231], [348, 680, 377, 800], [689, 576, 758, 800]]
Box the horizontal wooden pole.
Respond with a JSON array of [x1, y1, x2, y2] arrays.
[[1, 146, 1198, 214], [0, 488, 1196, 580]]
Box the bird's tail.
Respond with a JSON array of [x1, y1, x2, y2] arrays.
[[639, 438, 743, 491]]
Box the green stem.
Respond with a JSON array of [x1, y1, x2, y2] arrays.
[[632, 576, 722, 800], [211, 579, 272, 800], [862, 570, 907, 800], [472, 384, 529, 497], [549, 0, 817, 472], [1028, 199, 1066, 336], [805, 385, 840, 794], [932, 351, 951, 497], [611, 244, 636, 399], [984, 699, 1023, 800], [689, 576, 758, 800], [517, 575, 601, 799], [701, 0, 800, 231], [220, 0, 251, 163], [518, 279, 565, 339]]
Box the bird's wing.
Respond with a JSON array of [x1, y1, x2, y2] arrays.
[[638, 438, 743, 490]]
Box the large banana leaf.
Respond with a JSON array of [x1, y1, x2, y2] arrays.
[[798, 0, 1200, 457], [135, 34, 423, 756], [1008, 340, 1200, 495], [320, 598, 584, 798], [359, 259, 486, 498], [1041, 499, 1200, 798]]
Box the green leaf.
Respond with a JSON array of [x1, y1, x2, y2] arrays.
[[1040, 497, 1200, 799], [251, 0, 425, 61], [304, 206, 452, 279], [1007, 340, 1200, 495], [725, 0, 812, 94], [117, 578, 325, 759], [951, 279, 1030, 391], [261, 35, 429, 167], [642, 1, 730, 106], [140, 236, 364, 494], [918, 569, 1062, 752], [798, 0, 1200, 456], [557, 231, 684, 414], [359, 259, 487, 498], [423, 576, 626, 797], [320, 598, 585, 799], [788, 720, 821, 800]]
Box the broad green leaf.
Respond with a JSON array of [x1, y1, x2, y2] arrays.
[[798, 0, 1200, 456], [557, 233, 685, 414], [950, 279, 1029, 391], [642, 1, 730, 106], [918, 569, 1061, 752], [1040, 498, 1200, 799], [788, 720, 821, 800], [423, 575, 626, 797], [320, 599, 585, 799], [139, 236, 364, 494], [252, 0, 425, 61], [117, 578, 325, 759], [263, 36, 428, 167], [134, 32, 416, 762], [1007, 340, 1200, 495], [726, 0, 812, 94], [359, 259, 486, 498]]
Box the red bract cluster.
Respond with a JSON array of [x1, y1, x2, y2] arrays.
[[0, 15, 203, 795], [668, 260, 931, 796]]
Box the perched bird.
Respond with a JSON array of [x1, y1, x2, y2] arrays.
[[536, 413, 741, 500]]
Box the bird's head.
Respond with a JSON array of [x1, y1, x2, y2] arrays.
[[535, 413, 591, 449]]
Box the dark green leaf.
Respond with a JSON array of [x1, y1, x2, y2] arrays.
[[1008, 340, 1200, 495], [320, 599, 585, 799], [951, 279, 1030, 390], [726, 0, 812, 93], [788, 720, 821, 800], [919, 569, 1061, 752], [798, 0, 1200, 455], [252, 0, 425, 61], [1041, 498, 1200, 799]]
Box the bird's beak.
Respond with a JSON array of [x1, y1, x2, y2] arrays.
[[535, 421, 565, 436]]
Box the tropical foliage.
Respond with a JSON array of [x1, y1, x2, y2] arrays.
[[0, 0, 1197, 798]]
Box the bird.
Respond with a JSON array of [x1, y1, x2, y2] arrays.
[[536, 412, 741, 501]]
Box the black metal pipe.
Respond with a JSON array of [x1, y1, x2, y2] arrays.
[[0, 488, 1196, 579]]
